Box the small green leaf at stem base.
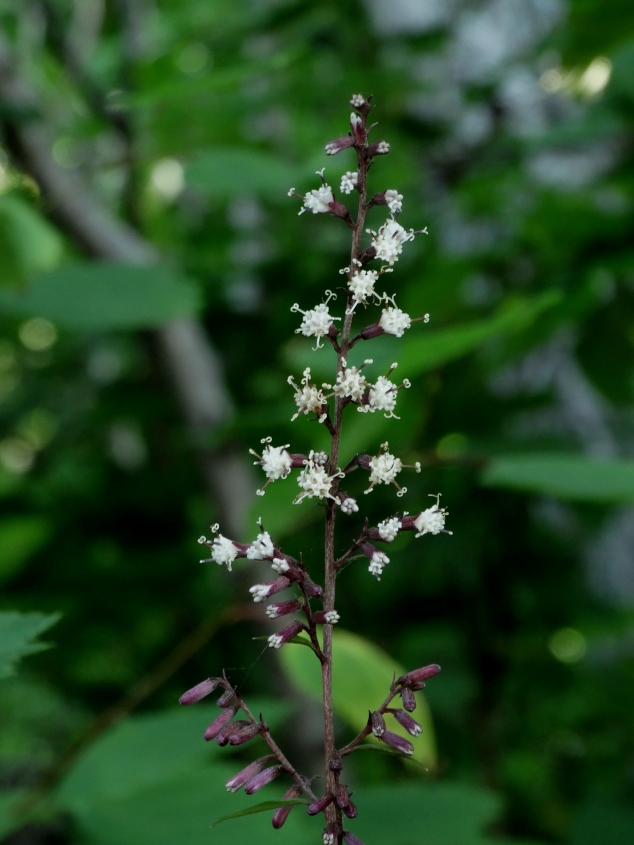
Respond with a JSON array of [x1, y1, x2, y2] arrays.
[[211, 799, 310, 827]]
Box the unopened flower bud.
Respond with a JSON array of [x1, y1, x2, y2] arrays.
[[228, 721, 261, 746], [399, 664, 441, 686], [400, 687, 416, 712], [179, 677, 220, 705], [343, 831, 366, 845], [328, 200, 351, 221], [216, 718, 247, 746], [249, 576, 291, 603], [272, 785, 303, 829], [335, 783, 351, 809], [312, 610, 340, 625], [343, 799, 358, 819], [358, 245, 377, 265], [225, 756, 275, 793], [324, 135, 354, 155], [350, 112, 365, 145], [392, 709, 422, 736], [267, 619, 305, 649], [350, 93, 372, 114], [244, 764, 283, 795], [304, 580, 323, 599], [323, 824, 338, 845], [381, 729, 414, 756], [368, 140, 390, 156], [216, 688, 235, 708], [204, 706, 236, 741], [307, 793, 334, 816], [266, 599, 302, 619], [370, 710, 386, 737]]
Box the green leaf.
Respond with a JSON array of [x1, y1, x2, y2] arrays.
[[0, 194, 63, 287], [481, 454, 634, 503], [398, 291, 561, 377], [0, 516, 52, 586], [279, 628, 437, 769], [0, 611, 60, 679], [211, 798, 310, 827], [187, 148, 299, 200], [353, 782, 502, 845], [56, 698, 291, 812], [0, 262, 201, 331], [0, 789, 28, 841], [247, 475, 323, 540]]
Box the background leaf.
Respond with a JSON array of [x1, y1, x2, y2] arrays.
[[0, 262, 201, 331], [0, 612, 60, 679], [0, 516, 52, 586], [0, 194, 63, 287], [186, 148, 299, 200], [279, 628, 437, 769], [480, 454, 634, 502]]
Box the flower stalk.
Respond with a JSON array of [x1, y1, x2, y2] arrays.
[[180, 94, 452, 845]]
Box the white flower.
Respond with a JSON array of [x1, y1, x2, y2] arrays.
[[288, 368, 327, 421], [249, 584, 270, 603], [302, 184, 334, 214], [211, 534, 239, 570], [369, 550, 389, 579], [311, 451, 329, 465], [267, 633, 284, 648], [350, 94, 365, 107], [340, 497, 359, 515], [333, 364, 368, 403], [365, 446, 403, 493], [324, 610, 340, 624], [260, 443, 292, 480], [291, 297, 340, 349], [364, 375, 398, 417], [376, 141, 390, 154], [378, 517, 400, 542], [379, 305, 411, 337], [370, 217, 414, 265], [271, 557, 290, 574], [340, 171, 358, 194], [266, 605, 279, 619], [247, 530, 275, 560], [348, 269, 378, 306], [294, 458, 342, 504], [414, 502, 448, 537], [384, 189, 403, 214]]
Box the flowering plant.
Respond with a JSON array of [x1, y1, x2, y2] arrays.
[[180, 94, 452, 845]]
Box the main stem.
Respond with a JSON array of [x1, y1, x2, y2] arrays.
[[323, 136, 370, 831]]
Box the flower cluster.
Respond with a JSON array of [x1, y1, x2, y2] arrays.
[[182, 93, 452, 845]]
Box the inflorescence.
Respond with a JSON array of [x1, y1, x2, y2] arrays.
[[182, 93, 451, 845]]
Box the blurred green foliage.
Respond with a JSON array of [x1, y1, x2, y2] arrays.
[[1, 0, 634, 844]]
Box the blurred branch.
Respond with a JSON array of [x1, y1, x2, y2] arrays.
[[0, 33, 253, 536], [15, 602, 261, 816]]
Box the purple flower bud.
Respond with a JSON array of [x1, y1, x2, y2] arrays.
[[266, 599, 302, 619], [358, 245, 377, 265], [335, 783, 351, 809], [368, 140, 390, 156], [289, 453, 310, 468], [268, 619, 305, 649], [410, 680, 427, 691], [324, 135, 355, 155], [216, 688, 235, 708], [350, 93, 372, 115], [359, 321, 385, 341], [304, 580, 323, 599], [343, 799, 357, 819], [228, 721, 261, 746], [350, 113, 365, 145], [392, 709, 422, 737], [400, 687, 416, 712], [272, 785, 303, 829], [249, 576, 291, 603], [323, 823, 338, 845], [225, 755, 275, 793], [343, 832, 366, 845], [216, 718, 246, 746], [203, 706, 236, 741], [307, 793, 334, 816], [179, 677, 220, 705], [328, 200, 351, 220], [381, 729, 414, 756], [399, 664, 441, 686], [370, 711, 386, 737], [244, 764, 283, 795]]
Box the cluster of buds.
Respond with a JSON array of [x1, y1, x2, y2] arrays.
[[181, 93, 453, 845]]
